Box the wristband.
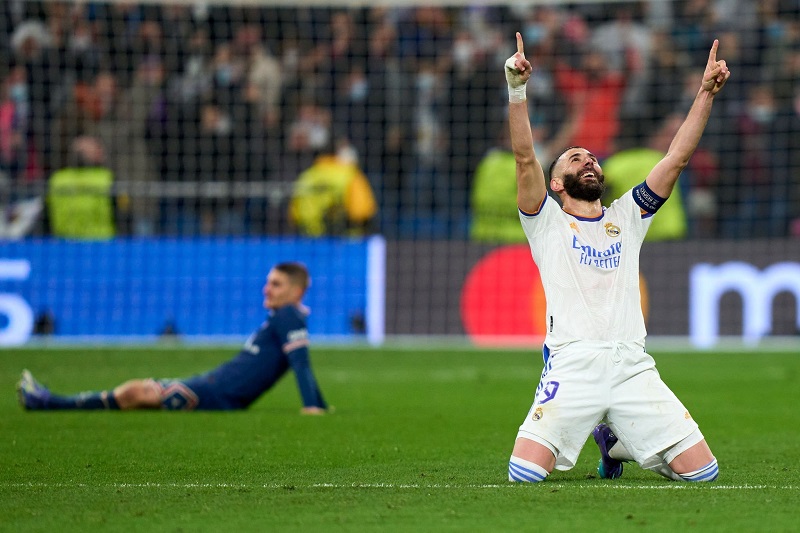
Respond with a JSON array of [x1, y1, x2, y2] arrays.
[[508, 83, 527, 103], [504, 56, 527, 103]]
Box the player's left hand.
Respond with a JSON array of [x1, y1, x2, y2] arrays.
[[701, 40, 730, 95]]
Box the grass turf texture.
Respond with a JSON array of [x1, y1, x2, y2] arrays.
[[1, 346, 798, 532]]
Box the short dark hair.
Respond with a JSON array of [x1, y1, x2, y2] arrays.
[[274, 262, 310, 292], [548, 145, 583, 179]]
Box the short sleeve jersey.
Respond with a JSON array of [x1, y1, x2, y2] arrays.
[[519, 191, 653, 348]]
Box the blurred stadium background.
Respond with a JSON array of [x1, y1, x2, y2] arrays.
[[0, 0, 799, 349]]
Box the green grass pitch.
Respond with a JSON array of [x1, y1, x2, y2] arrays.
[[2, 345, 798, 531]]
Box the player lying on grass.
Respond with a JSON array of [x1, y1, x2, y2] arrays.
[[18, 262, 330, 414], [504, 33, 729, 483]]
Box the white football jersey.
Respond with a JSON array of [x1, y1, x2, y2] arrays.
[[519, 192, 652, 348]]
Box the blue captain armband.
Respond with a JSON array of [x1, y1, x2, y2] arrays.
[[632, 181, 667, 214]]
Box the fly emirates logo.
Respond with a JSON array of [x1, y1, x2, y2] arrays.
[[571, 236, 622, 269]]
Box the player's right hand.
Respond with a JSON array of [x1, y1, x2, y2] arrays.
[[701, 39, 730, 95], [505, 32, 532, 88], [301, 406, 332, 415]]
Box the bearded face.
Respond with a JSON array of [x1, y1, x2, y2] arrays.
[[562, 168, 606, 202]]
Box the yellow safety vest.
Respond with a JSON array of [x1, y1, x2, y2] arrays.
[[470, 149, 526, 243], [289, 155, 377, 237], [47, 166, 115, 239]]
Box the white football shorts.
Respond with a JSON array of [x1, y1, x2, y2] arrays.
[[516, 340, 700, 471]]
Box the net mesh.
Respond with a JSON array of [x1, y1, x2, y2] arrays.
[[4, 0, 796, 239], [1, 0, 799, 344]]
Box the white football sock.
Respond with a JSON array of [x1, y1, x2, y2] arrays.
[[645, 462, 684, 481], [508, 456, 549, 483], [679, 458, 719, 482], [608, 439, 634, 461]]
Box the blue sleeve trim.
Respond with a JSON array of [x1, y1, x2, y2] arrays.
[[632, 181, 667, 214], [519, 194, 547, 217]]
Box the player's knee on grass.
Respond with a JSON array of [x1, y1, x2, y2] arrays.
[[647, 433, 719, 482], [113, 379, 162, 409], [508, 437, 555, 482], [508, 456, 549, 483], [665, 434, 718, 482]]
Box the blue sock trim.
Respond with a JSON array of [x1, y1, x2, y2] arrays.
[[508, 466, 528, 482], [509, 463, 542, 482], [508, 458, 547, 483], [680, 459, 719, 482]]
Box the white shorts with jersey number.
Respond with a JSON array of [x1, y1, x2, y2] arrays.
[[516, 341, 700, 471]]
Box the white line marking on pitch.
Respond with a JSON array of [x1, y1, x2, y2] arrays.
[[4, 482, 797, 490]]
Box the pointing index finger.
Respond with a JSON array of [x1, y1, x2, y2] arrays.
[[708, 39, 719, 63], [516, 32, 525, 55]]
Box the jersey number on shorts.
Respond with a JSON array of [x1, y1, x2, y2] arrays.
[[537, 381, 560, 404]]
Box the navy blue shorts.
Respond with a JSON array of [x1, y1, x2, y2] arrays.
[[150, 377, 241, 411]]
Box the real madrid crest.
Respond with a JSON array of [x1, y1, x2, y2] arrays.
[[532, 407, 543, 421], [604, 222, 621, 237]]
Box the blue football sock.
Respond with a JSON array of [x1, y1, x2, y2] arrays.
[[46, 391, 120, 410]]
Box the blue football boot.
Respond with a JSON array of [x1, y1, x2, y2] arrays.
[[17, 369, 51, 410]]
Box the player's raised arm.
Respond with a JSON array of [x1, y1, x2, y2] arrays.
[[505, 32, 547, 214], [645, 39, 730, 199]]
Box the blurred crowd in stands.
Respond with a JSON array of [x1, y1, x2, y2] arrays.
[[1, 0, 799, 240]]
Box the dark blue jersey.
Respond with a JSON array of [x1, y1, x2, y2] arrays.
[[199, 305, 327, 409]]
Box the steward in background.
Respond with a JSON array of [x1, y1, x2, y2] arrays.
[[289, 138, 377, 237], [47, 135, 117, 239]]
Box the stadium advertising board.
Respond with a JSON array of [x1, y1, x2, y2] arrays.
[[0, 238, 385, 345], [385, 240, 800, 347], [2, 238, 797, 347], [690, 261, 800, 347]]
